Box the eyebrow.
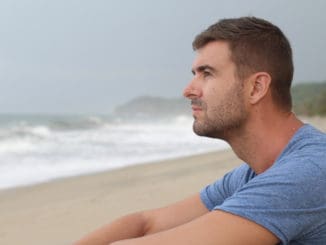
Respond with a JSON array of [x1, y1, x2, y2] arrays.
[[191, 65, 216, 75]]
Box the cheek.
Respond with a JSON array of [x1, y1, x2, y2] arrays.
[[206, 85, 222, 102], [204, 88, 222, 111]]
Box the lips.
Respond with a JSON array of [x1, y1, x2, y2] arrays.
[[191, 105, 202, 111], [191, 99, 204, 112]]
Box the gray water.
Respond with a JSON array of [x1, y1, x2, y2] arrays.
[[0, 114, 228, 189]]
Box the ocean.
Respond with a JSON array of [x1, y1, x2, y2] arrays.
[[0, 114, 228, 190]]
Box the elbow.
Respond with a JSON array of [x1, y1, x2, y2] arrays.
[[139, 211, 152, 236], [141, 210, 160, 236]]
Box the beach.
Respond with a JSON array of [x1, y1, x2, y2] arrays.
[[0, 150, 240, 245], [0, 116, 324, 245]]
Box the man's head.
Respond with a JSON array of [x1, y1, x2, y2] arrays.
[[192, 16, 293, 112]]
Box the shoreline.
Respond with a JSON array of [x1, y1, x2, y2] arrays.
[[0, 148, 228, 192], [0, 115, 323, 192]]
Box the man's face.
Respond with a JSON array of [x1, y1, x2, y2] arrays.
[[183, 41, 248, 139]]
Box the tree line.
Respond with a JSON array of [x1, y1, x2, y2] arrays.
[[292, 81, 326, 116]]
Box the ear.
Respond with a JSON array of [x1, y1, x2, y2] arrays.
[[248, 72, 271, 105]]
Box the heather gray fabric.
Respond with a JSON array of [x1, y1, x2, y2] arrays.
[[200, 125, 326, 244]]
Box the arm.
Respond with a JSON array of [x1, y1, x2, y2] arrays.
[[112, 210, 280, 245], [73, 193, 208, 245]]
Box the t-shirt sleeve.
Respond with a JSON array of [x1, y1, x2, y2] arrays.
[[200, 163, 253, 211], [213, 158, 326, 244]]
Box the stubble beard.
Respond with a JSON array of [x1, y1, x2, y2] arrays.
[[192, 85, 247, 140]]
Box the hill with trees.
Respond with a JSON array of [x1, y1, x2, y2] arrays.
[[113, 81, 326, 119], [113, 96, 190, 120], [292, 81, 326, 116]]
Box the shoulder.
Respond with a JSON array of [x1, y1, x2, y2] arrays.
[[287, 124, 326, 154], [277, 124, 326, 175], [216, 155, 326, 244]]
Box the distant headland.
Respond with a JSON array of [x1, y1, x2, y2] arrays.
[[113, 81, 326, 118]]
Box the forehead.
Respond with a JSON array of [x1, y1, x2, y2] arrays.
[[192, 41, 232, 69]]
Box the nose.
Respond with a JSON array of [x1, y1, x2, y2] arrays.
[[183, 78, 202, 99]]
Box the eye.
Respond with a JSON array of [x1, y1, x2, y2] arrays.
[[203, 70, 211, 77]]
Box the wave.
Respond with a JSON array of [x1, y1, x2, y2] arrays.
[[49, 116, 111, 131], [0, 114, 228, 189]]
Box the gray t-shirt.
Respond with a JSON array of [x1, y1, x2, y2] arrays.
[[200, 124, 326, 244]]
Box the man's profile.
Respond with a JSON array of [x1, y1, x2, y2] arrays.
[[74, 16, 326, 245]]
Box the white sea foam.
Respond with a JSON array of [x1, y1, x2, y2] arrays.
[[0, 115, 229, 189]]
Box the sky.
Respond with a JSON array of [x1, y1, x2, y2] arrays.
[[0, 0, 325, 114]]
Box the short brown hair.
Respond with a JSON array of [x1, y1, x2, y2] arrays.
[[193, 16, 293, 111]]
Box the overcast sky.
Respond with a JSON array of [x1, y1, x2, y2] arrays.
[[0, 0, 325, 114]]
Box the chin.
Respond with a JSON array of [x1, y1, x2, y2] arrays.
[[193, 123, 227, 140]]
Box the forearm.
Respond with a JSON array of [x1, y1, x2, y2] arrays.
[[73, 194, 208, 245], [109, 210, 280, 245], [73, 212, 147, 245]]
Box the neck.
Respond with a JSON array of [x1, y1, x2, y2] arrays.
[[226, 111, 303, 174]]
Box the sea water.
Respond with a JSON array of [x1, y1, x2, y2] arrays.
[[0, 114, 228, 189]]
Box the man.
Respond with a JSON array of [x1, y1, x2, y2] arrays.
[[74, 17, 326, 244]]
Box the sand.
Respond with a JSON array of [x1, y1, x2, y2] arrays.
[[0, 116, 324, 245], [0, 150, 240, 245]]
